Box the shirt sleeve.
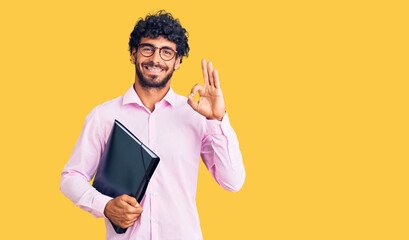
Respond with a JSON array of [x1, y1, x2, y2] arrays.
[[200, 112, 246, 192], [60, 107, 112, 218]]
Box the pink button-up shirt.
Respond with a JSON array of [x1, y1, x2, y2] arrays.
[[60, 86, 245, 240]]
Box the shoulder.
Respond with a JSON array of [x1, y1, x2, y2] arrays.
[[85, 95, 123, 127], [92, 95, 122, 115], [82, 95, 124, 142]]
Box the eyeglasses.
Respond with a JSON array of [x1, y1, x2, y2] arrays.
[[138, 43, 178, 61]]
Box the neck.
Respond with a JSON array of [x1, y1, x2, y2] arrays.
[[133, 80, 170, 112]]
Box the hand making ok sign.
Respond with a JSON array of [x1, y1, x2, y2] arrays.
[[187, 59, 226, 121]]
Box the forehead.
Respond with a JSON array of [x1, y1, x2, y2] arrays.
[[140, 36, 176, 49]]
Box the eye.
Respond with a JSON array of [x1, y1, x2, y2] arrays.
[[163, 49, 172, 56], [142, 46, 153, 52]]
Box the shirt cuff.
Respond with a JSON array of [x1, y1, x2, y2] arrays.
[[92, 193, 113, 219], [206, 112, 232, 135]]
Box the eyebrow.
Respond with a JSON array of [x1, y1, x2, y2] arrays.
[[140, 43, 154, 47], [140, 43, 175, 51]]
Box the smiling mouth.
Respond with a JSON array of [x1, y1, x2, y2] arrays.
[[144, 65, 164, 73]]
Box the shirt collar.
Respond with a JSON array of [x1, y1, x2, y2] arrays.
[[162, 87, 177, 107], [122, 84, 177, 108]]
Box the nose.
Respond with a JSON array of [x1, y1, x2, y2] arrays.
[[150, 48, 162, 63]]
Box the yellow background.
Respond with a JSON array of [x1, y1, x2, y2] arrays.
[[1, 0, 408, 239]]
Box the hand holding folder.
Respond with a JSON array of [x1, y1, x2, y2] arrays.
[[103, 194, 143, 229], [92, 120, 160, 234]]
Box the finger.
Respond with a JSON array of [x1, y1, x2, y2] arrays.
[[208, 61, 214, 87], [124, 207, 142, 221], [201, 59, 210, 87], [124, 212, 138, 221], [135, 206, 143, 214], [190, 83, 204, 96], [123, 221, 136, 228], [118, 222, 130, 228], [127, 205, 143, 214], [214, 69, 220, 89], [188, 84, 205, 112], [121, 194, 139, 207], [187, 95, 199, 112], [124, 211, 142, 225], [188, 86, 200, 109]]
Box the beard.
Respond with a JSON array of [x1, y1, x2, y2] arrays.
[[135, 61, 175, 89]]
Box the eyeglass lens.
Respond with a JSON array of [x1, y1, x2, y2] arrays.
[[139, 45, 176, 61]]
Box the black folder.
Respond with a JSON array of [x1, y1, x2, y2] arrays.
[[92, 120, 160, 234]]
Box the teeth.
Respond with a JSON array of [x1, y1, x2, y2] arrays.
[[147, 67, 162, 72]]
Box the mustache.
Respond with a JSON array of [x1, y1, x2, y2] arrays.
[[142, 61, 168, 70]]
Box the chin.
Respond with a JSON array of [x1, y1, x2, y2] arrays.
[[135, 63, 174, 89]]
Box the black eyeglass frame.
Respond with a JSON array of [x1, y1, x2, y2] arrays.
[[137, 43, 178, 61]]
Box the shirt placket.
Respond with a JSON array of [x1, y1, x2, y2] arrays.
[[148, 111, 158, 240]]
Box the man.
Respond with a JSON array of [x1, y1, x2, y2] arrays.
[[60, 11, 245, 240]]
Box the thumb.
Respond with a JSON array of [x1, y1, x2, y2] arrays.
[[121, 194, 139, 207], [187, 83, 203, 112], [187, 93, 199, 112]]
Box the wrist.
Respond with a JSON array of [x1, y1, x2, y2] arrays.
[[208, 111, 226, 121], [207, 116, 223, 121], [104, 199, 113, 218]]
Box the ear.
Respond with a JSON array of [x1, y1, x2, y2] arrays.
[[131, 48, 137, 64], [174, 56, 181, 70]]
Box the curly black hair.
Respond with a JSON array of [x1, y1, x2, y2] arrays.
[[129, 10, 190, 63]]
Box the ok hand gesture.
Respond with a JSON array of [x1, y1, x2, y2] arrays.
[[187, 59, 226, 121]]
